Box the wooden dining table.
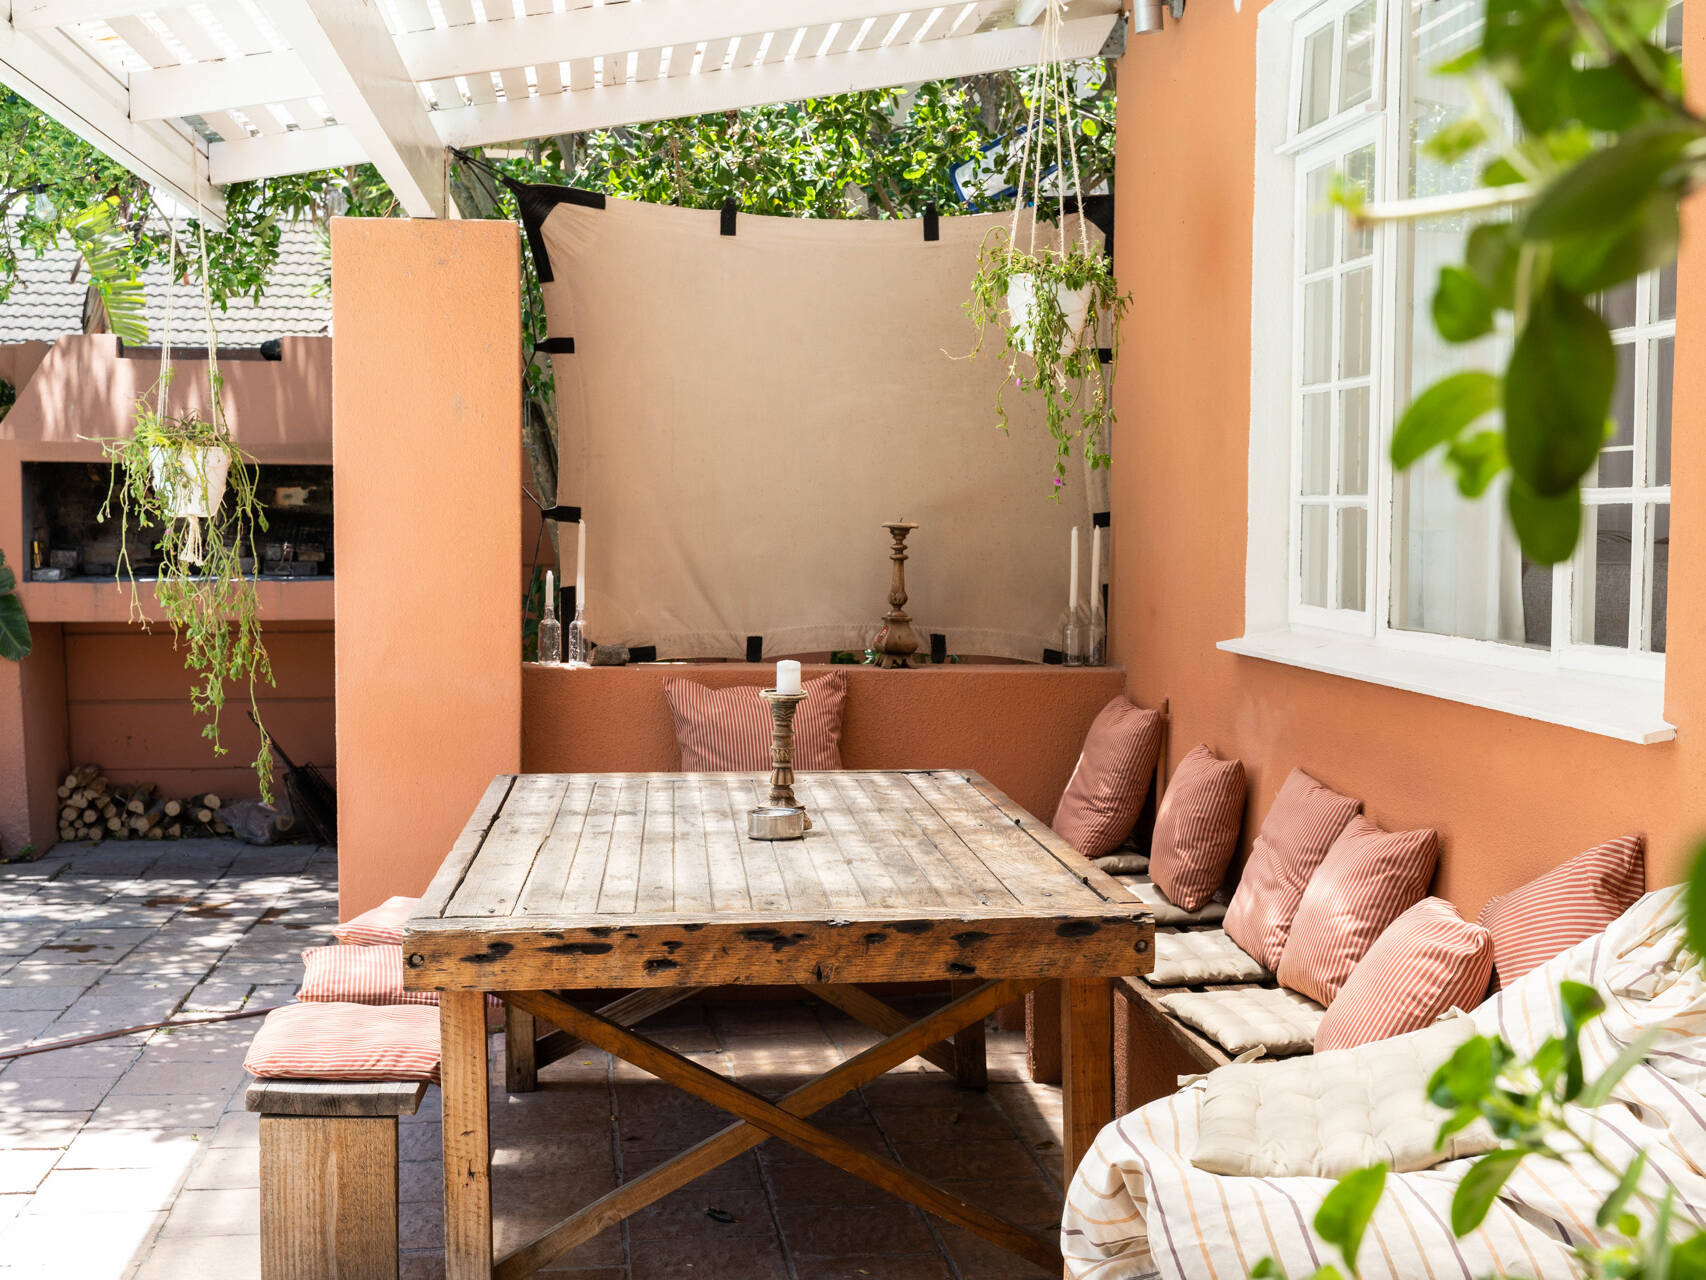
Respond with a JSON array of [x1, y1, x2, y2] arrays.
[[405, 769, 1154, 1280]]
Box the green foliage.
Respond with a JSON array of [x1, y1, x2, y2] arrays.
[[0, 548, 30, 661], [1352, 0, 1699, 561], [61, 198, 148, 343]]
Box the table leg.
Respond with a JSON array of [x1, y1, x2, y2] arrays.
[[1061, 977, 1112, 1181], [441, 990, 492, 1280], [504, 1002, 538, 1094], [1026, 983, 1062, 1084], [950, 979, 988, 1089]]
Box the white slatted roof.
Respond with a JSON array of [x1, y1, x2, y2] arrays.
[[0, 0, 1124, 223]]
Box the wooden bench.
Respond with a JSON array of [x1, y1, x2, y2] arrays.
[[247, 1078, 428, 1280]]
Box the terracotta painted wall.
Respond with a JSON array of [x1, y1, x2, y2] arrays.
[[1108, 0, 1706, 921], [521, 664, 1127, 827], [333, 218, 522, 918]]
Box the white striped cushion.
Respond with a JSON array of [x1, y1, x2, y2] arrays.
[[663, 672, 848, 771], [1275, 814, 1438, 1007], [1314, 897, 1494, 1051], [1149, 929, 1269, 987], [244, 1002, 441, 1083], [1051, 696, 1163, 860], [333, 895, 420, 946], [300, 944, 437, 1006], [1148, 744, 1245, 911], [1479, 834, 1645, 990], [1222, 769, 1360, 969]]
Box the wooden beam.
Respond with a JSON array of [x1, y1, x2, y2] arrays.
[[803, 983, 958, 1075], [262, 0, 451, 216], [11, 0, 238, 30], [208, 121, 365, 185], [130, 51, 319, 123], [440, 990, 492, 1280], [1061, 976, 1113, 1180]]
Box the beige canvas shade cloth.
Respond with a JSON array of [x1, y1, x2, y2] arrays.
[[536, 193, 1111, 660]]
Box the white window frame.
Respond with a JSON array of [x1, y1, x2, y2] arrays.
[[1227, 0, 1675, 744]]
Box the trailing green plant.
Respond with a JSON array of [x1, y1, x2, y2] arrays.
[[61, 196, 148, 345], [962, 0, 1128, 496], [0, 548, 29, 661]]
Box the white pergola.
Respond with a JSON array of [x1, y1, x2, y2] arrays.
[[0, 0, 1124, 224]]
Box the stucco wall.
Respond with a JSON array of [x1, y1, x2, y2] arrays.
[[1107, 0, 1706, 915]]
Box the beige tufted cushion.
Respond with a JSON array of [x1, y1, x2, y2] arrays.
[[1160, 987, 1324, 1056], [1149, 930, 1270, 987], [1119, 875, 1230, 926], [1191, 1015, 1495, 1178]]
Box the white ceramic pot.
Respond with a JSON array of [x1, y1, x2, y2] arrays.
[[148, 444, 231, 520], [1006, 273, 1096, 356]]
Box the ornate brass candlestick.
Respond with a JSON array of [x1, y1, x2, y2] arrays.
[[873, 520, 920, 669], [747, 688, 813, 840]]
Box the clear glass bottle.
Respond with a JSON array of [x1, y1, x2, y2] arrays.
[[1061, 607, 1085, 667], [1087, 594, 1107, 666], [566, 606, 588, 667], [537, 574, 562, 665]]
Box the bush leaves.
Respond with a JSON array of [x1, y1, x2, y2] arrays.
[[1452, 1150, 1527, 1236], [0, 550, 28, 662], [1522, 120, 1702, 241], [1314, 1163, 1387, 1274], [1392, 372, 1502, 469], [1503, 282, 1614, 496], [1508, 477, 1582, 564]]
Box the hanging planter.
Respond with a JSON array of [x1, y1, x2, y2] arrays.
[[963, 0, 1128, 496], [98, 225, 276, 802]]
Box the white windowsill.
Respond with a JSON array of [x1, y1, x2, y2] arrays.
[[1218, 630, 1676, 745]]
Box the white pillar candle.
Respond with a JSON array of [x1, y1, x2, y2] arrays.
[[1089, 526, 1101, 612], [776, 659, 803, 695], [575, 520, 587, 614], [1069, 527, 1080, 612]]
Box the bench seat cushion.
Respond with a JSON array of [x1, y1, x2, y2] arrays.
[[333, 895, 420, 947], [1117, 874, 1229, 926], [1159, 986, 1324, 1057], [1149, 929, 1269, 987], [301, 944, 438, 1006], [1191, 1015, 1495, 1178], [245, 1002, 441, 1083]]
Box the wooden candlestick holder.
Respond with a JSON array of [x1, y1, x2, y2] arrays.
[[748, 688, 812, 840], [873, 520, 920, 669]]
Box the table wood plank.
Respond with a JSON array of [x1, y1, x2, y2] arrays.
[[833, 773, 953, 908], [725, 775, 791, 912], [804, 775, 907, 909], [417, 775, 516, 920], [861, 772, 1009, 909], [907, 771, 1094, 907], [553, 777, 623, 916], [636, 777, 678, 916], [513, 774, 598, 916], [670, 777, 715, 914], [593, 778, 648, 914], [445, 775, 571, 918], [704, 775, 754, 913]]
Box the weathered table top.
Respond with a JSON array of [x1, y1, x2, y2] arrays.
[[404, 770, 1153, 991]]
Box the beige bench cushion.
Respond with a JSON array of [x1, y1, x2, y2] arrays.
[[1160, 987, 1324, 1057], [1150, 930, 1270, 987], [1192, 1015, 1495, 1178], [1119, 875, 1230, 926]]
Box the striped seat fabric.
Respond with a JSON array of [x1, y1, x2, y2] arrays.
[[244, 1002, 441, 1083], [300, 944, 437, 1006], [1313, 897, 1494, 1051], [1478, 834, 1645, 990], [1051, 696, 1163, 860], [1222, 769, 1360, 968], [333, 895, 420, 946], [1275, 814, 1438, 1007], [663, 672, 848, 771], [1147, 744, 1245, 911]]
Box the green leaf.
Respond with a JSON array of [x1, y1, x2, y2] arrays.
[[1687, 842, 1706, 971], [1503, 282, 1614, 495], [1552, 198, 1680, 296], [1314, 1164, 1387, 1274], [1564, 65, 1653, 132], [1522, 121, 1703, 241], [1430, 1034, 1504, 1109], [1445, 430, 1508, 497], [1595, 1150, 1648, 1229], [1466, 223, 1519, 310], [1560, 980, 1605, 1031], [1392, 371, 1502, 469], [1452, 1150, 1526, 1236], [1507, 477, 1582, 564], [1434, 266, 1495, 343], [1671, 1230, 1706, 1280], [0, 549, 26, 662], [1081, 118, 1101, 137], [1423, 118, 1489, 163], [1578, 1026, 1664, 1108]]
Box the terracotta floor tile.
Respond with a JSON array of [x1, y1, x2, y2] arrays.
[[792, 1256, 954, 1280], [628, 1234, 793, 1280], [934, 1223, 1061, 1279], [938, 1177, 1064, 1228], [888, 1138, 1042, 1182], [625, 1184, 774, 1241], [775, 1201, 937, 1257]]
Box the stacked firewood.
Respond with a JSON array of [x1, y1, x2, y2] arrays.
[[55, 764, 256, 843]]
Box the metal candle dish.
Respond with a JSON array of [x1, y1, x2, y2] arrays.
[[747, 687, 813, 840]]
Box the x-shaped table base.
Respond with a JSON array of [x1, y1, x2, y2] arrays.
[[478, 979, 1052, 1279]]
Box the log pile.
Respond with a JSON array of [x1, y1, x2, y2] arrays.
[[54, 764, 292, 843]]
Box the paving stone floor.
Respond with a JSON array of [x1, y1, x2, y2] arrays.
[[0, 840, 1068, 1279]]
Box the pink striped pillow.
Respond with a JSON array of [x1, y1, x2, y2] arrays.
[[1223, 769, 1361, 969], [1148, 745, 1246, 911], [333, 895, 420, 946], [1478, 835, 1645, 990], [244, 1002, 441, 1083], [300, 944, 437, 1006], [1051, 697, 1163, 861], [1314, 898, 1494, 1051], [663, 672, 848, 771], [1276, 814, 1439, 1006]]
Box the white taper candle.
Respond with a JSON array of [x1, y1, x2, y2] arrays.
[[575, 520, 587, 614], [1089, 526, 1101, 612], [1069, 527, 1080, 612], [545, 569, 554, 614]]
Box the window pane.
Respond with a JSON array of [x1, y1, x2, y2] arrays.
[[1339, 386, 1369, 495], [1305, 164, 1335, 273], [1521, 557, 1554, 647], [1572, 502, 1634, 648], [1341, 266, 1372, 378], [1653, 336, 1673, 486], [1592, 342, 1636, 488], [1303, 278, 1333, 384], [1339, 0, 1376, 111], [1301, 505, 1330, 607], [1338, 506, 1368, 610], [1659, 263, 1677, 322], [1301, 394, 1331, 495], [1646, 503, 1669, 653], [1597, 281, 1637, 330], [1343, 145, 1376, 260], [1299, 25, 1335, 131]]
